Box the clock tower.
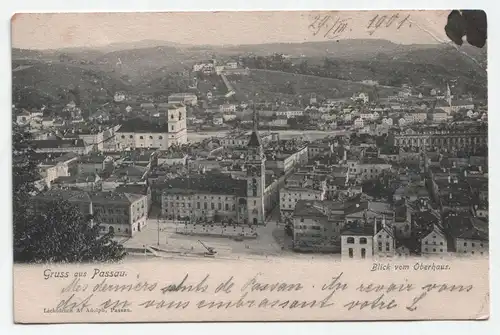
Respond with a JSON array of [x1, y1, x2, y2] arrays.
[[245, 106, 266, 226]]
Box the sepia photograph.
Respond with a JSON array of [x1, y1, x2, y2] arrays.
[[10, 9, 489, 323]]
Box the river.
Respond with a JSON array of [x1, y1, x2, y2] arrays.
[[187, 129, 348, 143]]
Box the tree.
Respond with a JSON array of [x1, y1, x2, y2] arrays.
[[13, 123, 39, 255], [18, 201, 126, 263], [12, 123, 126, 263]]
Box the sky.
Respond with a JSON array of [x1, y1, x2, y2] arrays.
[[11, 10, 451, 50]]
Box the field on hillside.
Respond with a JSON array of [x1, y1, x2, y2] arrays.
[[227, 69, 399, 102], [12, 61, 130, 108]]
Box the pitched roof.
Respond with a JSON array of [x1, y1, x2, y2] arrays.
[[161, 173, 248, 197], [247, 130, 262, 147]]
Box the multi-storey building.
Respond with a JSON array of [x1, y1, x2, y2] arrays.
[[393, 127, 487, 151], [116, 104, 187, 149], [31, 190, 148, 237], [347, 158, 392, 182], [280, 174, 327, 221], [446, 214, 489, 257], [341, 223, 374, 260], [32, 139, 92, 155], [292, 200, 345, 252], [160, 111, 267, 225], [168, 93, 198, 106]]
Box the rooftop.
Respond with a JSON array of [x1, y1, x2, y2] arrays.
[[161, 173, 247, 197], [33, 189, 144, 205]]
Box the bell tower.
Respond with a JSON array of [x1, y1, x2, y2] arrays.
[[245, 105, 266, 226]]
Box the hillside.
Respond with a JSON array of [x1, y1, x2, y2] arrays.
[[227, 70, 399, 103], [11, 39, 487, 107], [186, 39, 441, 59], [94, 46, 192, 80], [12, 61, 131, 108]]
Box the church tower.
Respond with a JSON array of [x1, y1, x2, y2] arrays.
[[446, 83, 452, 107], [245, 106, 266, 226]]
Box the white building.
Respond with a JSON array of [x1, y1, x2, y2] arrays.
[[168, 93, 198, 106], [381, 117, 393, 126], [421, 224, 448, 256], [373, 220, 396, 258], [116, 104, 187, 149], [353, 117, 364, 128], [341, 225, 374, 260]]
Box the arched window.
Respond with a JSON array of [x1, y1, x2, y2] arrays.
[[159, 136, 163, 139], [347, 237, 355, 244], [359, 237, 367, 244], [149, 136, 153, 139]]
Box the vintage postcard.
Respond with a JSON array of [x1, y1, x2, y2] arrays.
[[11, 10, 488, 323]]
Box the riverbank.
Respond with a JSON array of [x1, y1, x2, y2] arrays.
[[187, 129, 348, 143]]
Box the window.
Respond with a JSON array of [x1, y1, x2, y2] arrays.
[[140, 136, 144, 139], [361, 248, 366, 259], [425, 241, 428, 245], [471, 251, 475, 255], [225, 204, 229, 211], [480, 243, 484, 247], [218, 203, 222, 210], [253, 200, 257, 206], [464, 242, 467, 246], [159, 136, 163, 139], [129, 135, 133, 138], [197, 202, 200, 209], [440, 249, 443, 252], [204, 203, 207, 210], [359, 237, 367, 244], [433, 248, 436, 252], [348, 248, 353, 258], [211, 203, 214, 210], [440, 242, 443, 245], [425, 248, 428, 252], [378, 242, 382, 252], [433, 235, 436, 238], [472, 243, 475, 247], [386, 242, 390, 251], [171, 125, 174, 131], [347, 237, 355, 244], [121, 135, 125, 139]]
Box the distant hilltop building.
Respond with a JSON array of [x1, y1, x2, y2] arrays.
[[192, 59, 217, 74], [361, 80, 379, 86], [352, 92, 369, 104], [310, 93, 317, 105], [114, 92, 126, 102]]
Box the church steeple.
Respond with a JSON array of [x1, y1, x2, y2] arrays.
[[446, 83, 452, 107], [247, 102, 262, 148]]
